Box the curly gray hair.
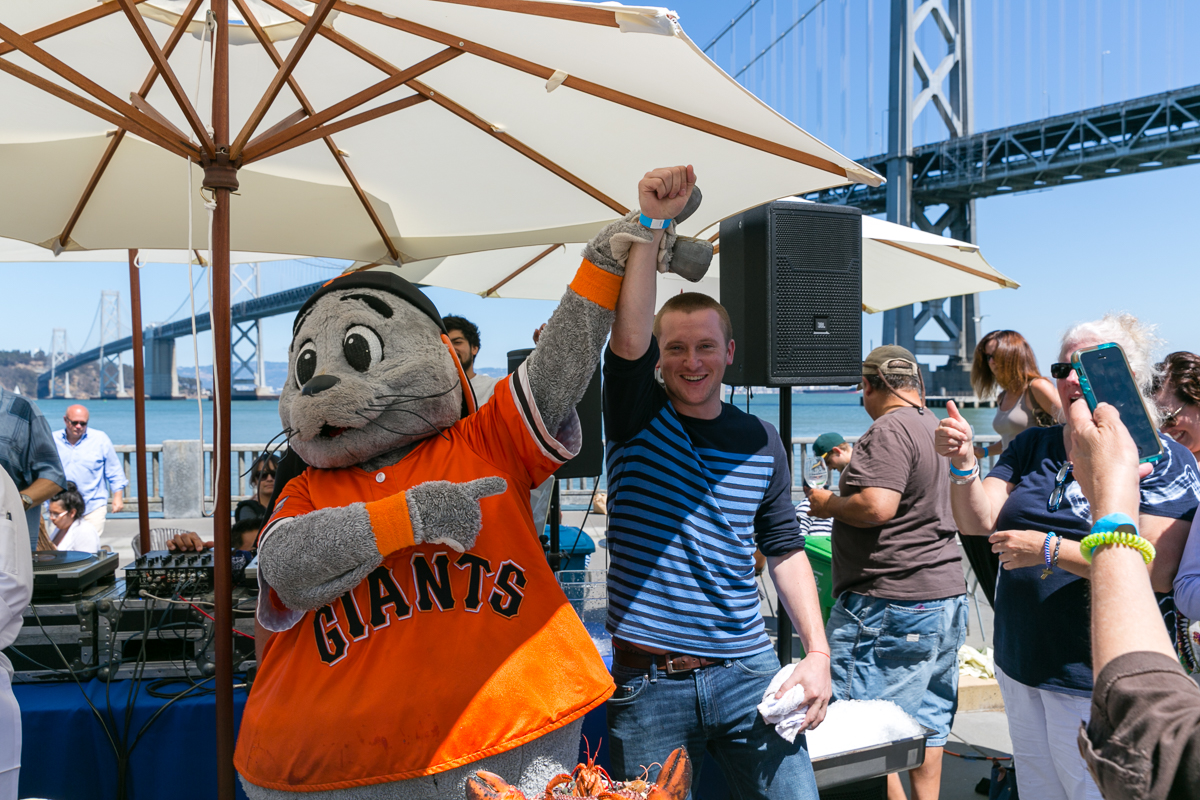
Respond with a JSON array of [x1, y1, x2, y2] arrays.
[[1059, 312, 1164, 427]]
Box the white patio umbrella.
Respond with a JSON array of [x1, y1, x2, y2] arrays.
[[0, 3, 880, 793], [397, 208, 1018, 313]]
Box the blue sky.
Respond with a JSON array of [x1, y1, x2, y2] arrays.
[[1, 0, 1197, 376]]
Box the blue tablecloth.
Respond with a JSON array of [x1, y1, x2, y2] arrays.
[[15, 679, 250, 800]]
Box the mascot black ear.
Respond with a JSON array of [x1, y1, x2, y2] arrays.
[[295, 268, 474, 419]]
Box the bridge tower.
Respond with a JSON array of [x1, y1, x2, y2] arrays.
[[98, 290, 128, 399], [48, 328, 71, 399], [884, 0, 979, 394], [230, 263, 270, 399]]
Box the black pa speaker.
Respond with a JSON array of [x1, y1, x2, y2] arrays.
[[719, 201, 862, 386], [507, 349, 603, 480]]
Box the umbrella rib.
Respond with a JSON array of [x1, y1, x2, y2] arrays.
[[233, 0, 400, 261], [254, 0, 627, 213], [875, 240, 1014, 287], [484, 245, 564, 297], [244, 95, 429, 162], [333, 2, 867, 182], [115, 0, 216, 158], [410, 80, 629, 214], [0, 20, 196, 157], [229, 0, 337, 161], [0, 57, 195, 160], [239, 48, 463, 163], [0, 2, 141, 58], [245, 108, 310, 152], [55, 0, 206, 251], [130, 93, 192, 143]]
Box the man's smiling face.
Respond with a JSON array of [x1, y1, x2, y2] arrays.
[[656, 308, 734, 419]]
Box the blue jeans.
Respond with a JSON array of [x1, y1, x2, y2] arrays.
[[826, 593, 968, 747], [606, 649, 818, 800]]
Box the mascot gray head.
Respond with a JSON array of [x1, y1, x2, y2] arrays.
[[279, 269, 473, 470]]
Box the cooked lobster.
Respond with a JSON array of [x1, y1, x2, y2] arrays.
[[465, 746, 691, 800]]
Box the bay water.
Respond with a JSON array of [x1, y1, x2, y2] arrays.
[[35, 392, 1000, 448]]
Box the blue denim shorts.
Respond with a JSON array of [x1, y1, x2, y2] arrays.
[[825, 593, 968, 747]]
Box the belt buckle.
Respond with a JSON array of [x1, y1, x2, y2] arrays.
[[664, 654, 695, 675]]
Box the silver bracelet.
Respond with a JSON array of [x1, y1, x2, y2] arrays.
[[948, 464, 979, 485]]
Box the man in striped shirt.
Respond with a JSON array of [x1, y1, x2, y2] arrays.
[[602, 166, 830, 799]]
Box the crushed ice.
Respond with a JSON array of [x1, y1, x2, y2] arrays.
[[805, 699, 924, 759]]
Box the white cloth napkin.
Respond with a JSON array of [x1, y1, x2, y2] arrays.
[[756, 663, 810, 743]]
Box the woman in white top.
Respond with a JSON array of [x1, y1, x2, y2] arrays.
[[47, 482, 100, 554], [0, 469, 33, 799], [971, 329, 1061, 459]]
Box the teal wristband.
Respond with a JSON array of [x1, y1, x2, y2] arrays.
[[1091, 512, 1139, 536], [949, 461, 977, 477], [638, 212, 672, 230]]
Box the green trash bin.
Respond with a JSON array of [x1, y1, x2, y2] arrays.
[[804, 535, 836, 625]]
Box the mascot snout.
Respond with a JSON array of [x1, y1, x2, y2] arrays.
[[301, 374, 340, 396]]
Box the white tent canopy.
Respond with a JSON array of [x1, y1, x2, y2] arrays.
[[398, 208, 1018, 313], [0, 1, 879, 264]]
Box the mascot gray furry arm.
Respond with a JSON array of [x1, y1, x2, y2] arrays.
[[258, 187, 711, 614]]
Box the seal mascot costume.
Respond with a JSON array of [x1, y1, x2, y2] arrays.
[[234, 176, 712, 800]]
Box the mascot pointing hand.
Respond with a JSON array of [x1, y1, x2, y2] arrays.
[[234, 167, 712, 800]]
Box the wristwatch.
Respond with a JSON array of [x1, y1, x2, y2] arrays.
[[19, 493, 33, 510]]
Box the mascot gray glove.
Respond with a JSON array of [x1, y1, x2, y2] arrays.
[[407, 476, 508, 553], [583, 187, 713, 282]]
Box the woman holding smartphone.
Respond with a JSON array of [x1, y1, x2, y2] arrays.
[[936, 313, 1199, 800], [970, 329, 1061, 459]]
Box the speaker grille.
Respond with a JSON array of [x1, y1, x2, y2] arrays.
[[770, 209, 861, 382]]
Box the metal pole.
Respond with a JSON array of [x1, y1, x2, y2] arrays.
[[128, 251, 151, 556], [209, 2, 235, 797], [548, 480, 561, 572], [776, 386, 793, 665]]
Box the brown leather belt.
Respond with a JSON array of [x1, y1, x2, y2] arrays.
[[612, 641, 723, 675]]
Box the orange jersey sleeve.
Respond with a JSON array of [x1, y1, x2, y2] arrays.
[[456, 364, 581, 490]]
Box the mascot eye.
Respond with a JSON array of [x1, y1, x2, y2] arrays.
[[295, 341, 317, 388], [343, 325, 383, 373]]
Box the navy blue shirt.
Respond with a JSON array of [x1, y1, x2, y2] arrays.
[[602, 338, 802, 657], [989, 426, 1200, 695]]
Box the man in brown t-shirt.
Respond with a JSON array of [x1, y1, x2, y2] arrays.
[[807, 346, 967, 800]]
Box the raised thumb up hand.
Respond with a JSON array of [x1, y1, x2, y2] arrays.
[[935, 400, 975, 466]]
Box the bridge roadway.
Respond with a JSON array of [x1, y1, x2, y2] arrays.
[[37, 281, 324, 397], [810, 83, 1200, 213]]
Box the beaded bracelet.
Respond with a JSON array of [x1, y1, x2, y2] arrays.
[[1041, 532, 1059, 580], [1051, 535, 1062, 570], [1080, 530, 1156, 564]]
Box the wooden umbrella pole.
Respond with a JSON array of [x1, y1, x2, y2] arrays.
[[207, 2, 236, 798], [127, 250, 151, 556]]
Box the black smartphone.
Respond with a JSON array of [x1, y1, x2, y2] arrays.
[[1072, 343, 1163, 463]]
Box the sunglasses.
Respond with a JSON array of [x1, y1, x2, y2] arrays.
[[1161, 404, 1187, 428], [1048, 462, 1073, 512], [1050, 363, 1075, 380], [66, 419, 88, 427]]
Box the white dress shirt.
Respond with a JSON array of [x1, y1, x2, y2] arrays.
[[53, 428, 127, 516]]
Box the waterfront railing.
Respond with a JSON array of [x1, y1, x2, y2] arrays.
[[112, 435, 1005, 516]]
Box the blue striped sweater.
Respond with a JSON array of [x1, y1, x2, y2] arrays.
[[603, 340, 803, 658]]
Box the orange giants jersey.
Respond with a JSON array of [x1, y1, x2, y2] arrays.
[[234, 367, 614, 792]]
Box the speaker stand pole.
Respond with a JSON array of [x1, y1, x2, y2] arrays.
[[548, 479, 562, 572], [776, 386, 794, 666]]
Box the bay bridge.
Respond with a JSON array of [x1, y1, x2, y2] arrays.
[[36, 0, 1200, 399]]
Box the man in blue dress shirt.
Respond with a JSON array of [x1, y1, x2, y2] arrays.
[[53, 404, 126, 535]]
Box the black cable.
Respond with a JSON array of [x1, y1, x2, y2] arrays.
[[27, 602, 123, 775]]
